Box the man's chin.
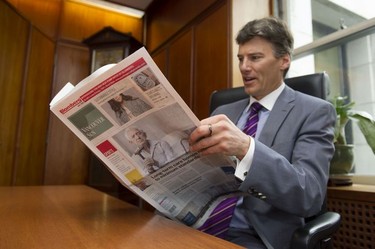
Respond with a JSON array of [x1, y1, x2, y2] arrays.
[[243, 85, 256, 95]]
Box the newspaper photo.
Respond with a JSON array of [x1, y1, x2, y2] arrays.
[[50, 47, 239, 228]]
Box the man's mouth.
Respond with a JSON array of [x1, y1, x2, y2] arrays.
[[243, 76, 256, 84]]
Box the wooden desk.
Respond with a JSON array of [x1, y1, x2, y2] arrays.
[[0, 185, 243, 249]]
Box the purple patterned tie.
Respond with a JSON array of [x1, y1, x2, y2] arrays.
[[243, 102, 263, 137], [197, 196, 238, 238], [198, 103, 263, 238]]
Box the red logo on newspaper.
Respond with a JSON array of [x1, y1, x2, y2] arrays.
[[59, 98, 84, 114], [97, 140, 117, 157]]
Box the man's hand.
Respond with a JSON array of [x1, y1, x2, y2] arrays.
[[144, 157, 156, 167], [144, 157, 158, 173], [189, 114, 251, 160]]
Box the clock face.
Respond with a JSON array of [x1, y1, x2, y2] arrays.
[[91, 47, 125, 72]]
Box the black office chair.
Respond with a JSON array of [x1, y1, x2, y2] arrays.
[[210, 72, 330, 114], [209, 72, 341, 249]]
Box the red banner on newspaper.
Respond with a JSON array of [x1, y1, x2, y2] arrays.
[[81, 58, 147, 102]]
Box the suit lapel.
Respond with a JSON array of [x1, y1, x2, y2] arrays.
[[227, 98, 249, 124], [258, 86, 296, 146]]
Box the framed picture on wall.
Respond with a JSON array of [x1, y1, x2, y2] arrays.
[[91, 46, 127, 72], [83, 27, 143, 73]]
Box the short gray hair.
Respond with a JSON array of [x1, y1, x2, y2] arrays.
[[236, 17, 294, 76], [124, 127, 145, 140]]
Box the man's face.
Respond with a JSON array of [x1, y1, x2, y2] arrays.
[[113, 95, 122, 102], [128, 129, 147, 147], [237, 37, 290, 100]]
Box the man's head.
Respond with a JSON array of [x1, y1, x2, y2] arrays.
[[113, 94, 123, 103], [236, 17, 294, 100], [125, 127, 147, 147]]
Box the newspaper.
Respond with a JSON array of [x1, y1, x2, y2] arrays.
[[50, 47, 239, 228]]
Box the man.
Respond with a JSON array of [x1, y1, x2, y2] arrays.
[[125, 127, 176, 174], [189, 17, 336, 249]]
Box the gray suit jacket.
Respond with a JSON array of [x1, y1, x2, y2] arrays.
[[212, 86, 336, 249]]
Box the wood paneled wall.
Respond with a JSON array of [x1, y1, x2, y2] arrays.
[[0, 1, 30, 185], [193, 4, 229, 119], [147, 0, 230, 119], [168, 30, 193, 107], [1, 0, 144, 185], [44, 42, 91, 185], [5, 0, 61, 39], [0, 1, 55, 185], [14, 28, 55, 185], [146, 0, 217, 51]]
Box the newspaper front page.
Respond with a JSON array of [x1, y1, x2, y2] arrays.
[[50, 47, 239, 228]]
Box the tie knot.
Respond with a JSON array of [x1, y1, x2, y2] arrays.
[[242, 102, 262, 137], [251, 102, 262, 113]]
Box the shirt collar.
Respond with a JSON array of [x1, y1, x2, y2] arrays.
[[246, 82, 285, 112]]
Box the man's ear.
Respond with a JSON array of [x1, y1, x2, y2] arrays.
[[280, 54, 291, 71]]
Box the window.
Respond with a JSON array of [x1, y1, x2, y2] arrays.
[[280, 0, 375, 179]]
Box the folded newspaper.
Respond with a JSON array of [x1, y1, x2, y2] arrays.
[[50, 47, 240, 228]]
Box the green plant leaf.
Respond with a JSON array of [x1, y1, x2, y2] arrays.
[[349, 111, 375, 155], [331, 96, 354, 144]]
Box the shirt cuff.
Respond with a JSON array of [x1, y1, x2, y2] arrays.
[[234, 136, 255, 181]]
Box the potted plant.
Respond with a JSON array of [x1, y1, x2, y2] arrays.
[[330, 96, 375, 175]]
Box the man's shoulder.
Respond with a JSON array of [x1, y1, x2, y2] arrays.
[[211, 98, 248, 115], [291, 90, 335, 116], [294, 90, 331, 106]]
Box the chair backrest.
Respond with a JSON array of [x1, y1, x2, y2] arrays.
[[209, 72, 330, 114]]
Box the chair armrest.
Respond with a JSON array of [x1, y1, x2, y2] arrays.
[[290, 211, 341, 249]]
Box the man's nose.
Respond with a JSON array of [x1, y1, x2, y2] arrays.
[[239, 59, 251, 71]]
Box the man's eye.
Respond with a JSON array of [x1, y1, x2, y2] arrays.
[[251, 55, 261, 60]]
